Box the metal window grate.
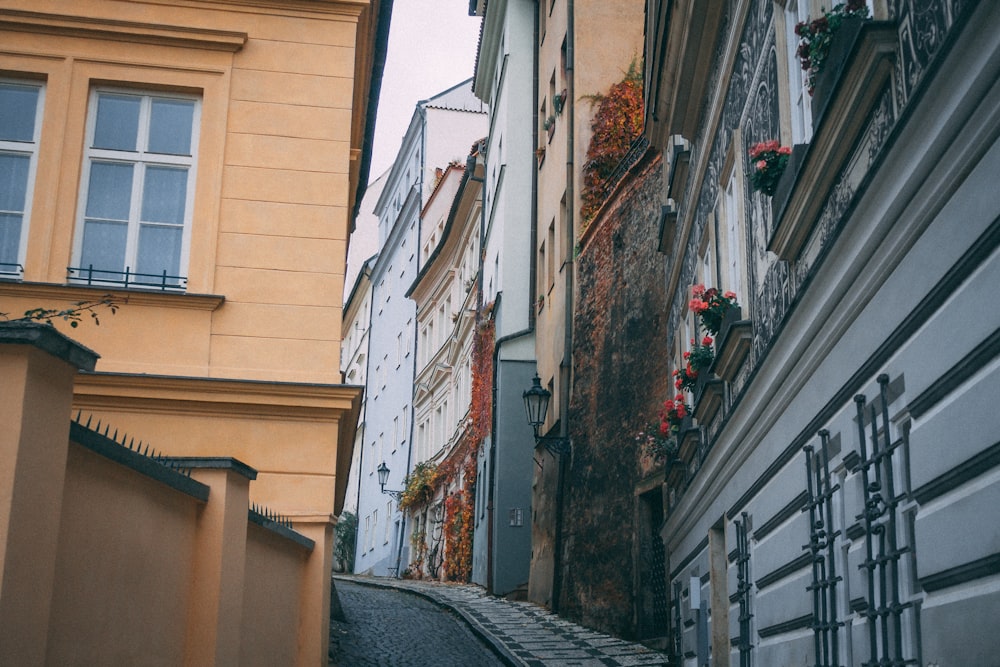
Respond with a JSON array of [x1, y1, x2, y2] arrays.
[[803, 431, 843, 667], [853, 375, 916, 667], [734, 512, 753, 667]]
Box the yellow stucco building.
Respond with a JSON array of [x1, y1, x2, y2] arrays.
[[0, 0, 385, 661]]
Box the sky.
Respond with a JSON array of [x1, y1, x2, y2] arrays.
[[368, 1, 484, 181]]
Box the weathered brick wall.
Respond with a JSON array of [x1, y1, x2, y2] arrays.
[[559, 152, 670, 637]]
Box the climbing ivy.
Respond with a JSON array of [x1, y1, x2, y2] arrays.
[[579, 60, 644, 228]]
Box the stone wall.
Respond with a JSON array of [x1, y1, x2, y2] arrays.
[[559, 153, 668, 637]]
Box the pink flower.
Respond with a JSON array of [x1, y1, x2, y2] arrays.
[[702, 336, 713, 346], [689, 299, 707, 313], [757, 160, 767, 171], [676, 403, 687, 419], [778, 146, 792, 155], [724, 291, 737, 299], [691, 284, 705, 297]]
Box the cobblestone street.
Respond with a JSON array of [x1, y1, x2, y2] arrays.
[[329, 578, 505, 666], [330, 576, 669, 666]]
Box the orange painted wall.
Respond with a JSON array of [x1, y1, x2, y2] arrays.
[[47, 443, 200, 665]]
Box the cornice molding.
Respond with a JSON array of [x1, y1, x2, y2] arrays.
[[74, 371, 362, 420], [0, 9, 248, 52]]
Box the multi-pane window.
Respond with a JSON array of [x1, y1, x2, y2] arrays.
[[72, 89, 199, 289], [0, 80, 43, 277]]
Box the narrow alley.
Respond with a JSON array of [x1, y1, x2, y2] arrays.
[[329, 576, 669, 666]]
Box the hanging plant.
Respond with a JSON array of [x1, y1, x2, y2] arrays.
[[398, 462, 443, 511]]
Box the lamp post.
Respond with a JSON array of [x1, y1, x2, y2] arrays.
[[523, 374, 571, 455], [376, 461, 404, 501]]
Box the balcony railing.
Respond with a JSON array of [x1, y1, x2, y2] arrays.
[[67, 265, 187, 291]]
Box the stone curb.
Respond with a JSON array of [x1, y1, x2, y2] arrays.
[[333, 574, 525, 667]]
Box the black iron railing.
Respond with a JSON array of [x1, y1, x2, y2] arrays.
[[67, 265, 186, 291], [600, 136, 651, 202], [0, 262, 23, 278]]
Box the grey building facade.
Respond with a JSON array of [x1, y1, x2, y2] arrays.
[[643, 0, 1000, 664]]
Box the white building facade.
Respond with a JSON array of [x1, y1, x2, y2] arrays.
[[353, 81, 486, 576], [405, 162, 481, 579], [470, 0, 539, 596]]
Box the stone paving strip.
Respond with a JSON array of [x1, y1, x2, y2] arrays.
[[335, 575, 669, 667]]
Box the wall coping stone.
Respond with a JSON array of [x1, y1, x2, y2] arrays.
[[0, 321, 99, 371]]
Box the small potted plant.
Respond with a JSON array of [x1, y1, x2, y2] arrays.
[[795, 0, 870, 96], [747, 141, 792, 197], [659, 394, 691, 436], [636, 424, 678, 467], [688, 284, 739, 336], [673, 336, 715, 393]]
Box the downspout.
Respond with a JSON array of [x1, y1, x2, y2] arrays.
[[355, 270, 377, 571], [552, 0, 576, 615], [394, 293, 418, 577], [529, 2, 540, 331]]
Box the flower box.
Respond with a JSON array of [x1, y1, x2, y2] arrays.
[[677, 416, 699, 462], [768, 20, 896, 261], [809, 16, 864, 128], [771, 143, 808, 226], [711, 305, 752, 382]]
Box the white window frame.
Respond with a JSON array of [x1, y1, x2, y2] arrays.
[[721, 167, 746, 306], [71, 86, 200, 289], [785, 0, 814, 144], [0, 79, 45, 277]]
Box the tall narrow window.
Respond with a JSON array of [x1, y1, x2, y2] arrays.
[[0, 80, 44, 277], [72, 89, 199, 289], [785, 0, 813, 144], [547, 220, 556, 292]]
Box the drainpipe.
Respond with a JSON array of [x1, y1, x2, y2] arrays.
[[352, 267, 374, 571], [394, 275, 419, 577], [552, 0, 576, 615]]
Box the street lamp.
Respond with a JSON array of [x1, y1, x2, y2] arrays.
[[377, 461, 404, 501], [523, 374, 571, 455]]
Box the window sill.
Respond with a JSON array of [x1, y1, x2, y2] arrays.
[[711, 305, 751, 382], [769, 20, 896, 261], [0, 280, 224, 311], [693, 374, 724, 423], [676, 416, 699, 463]]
